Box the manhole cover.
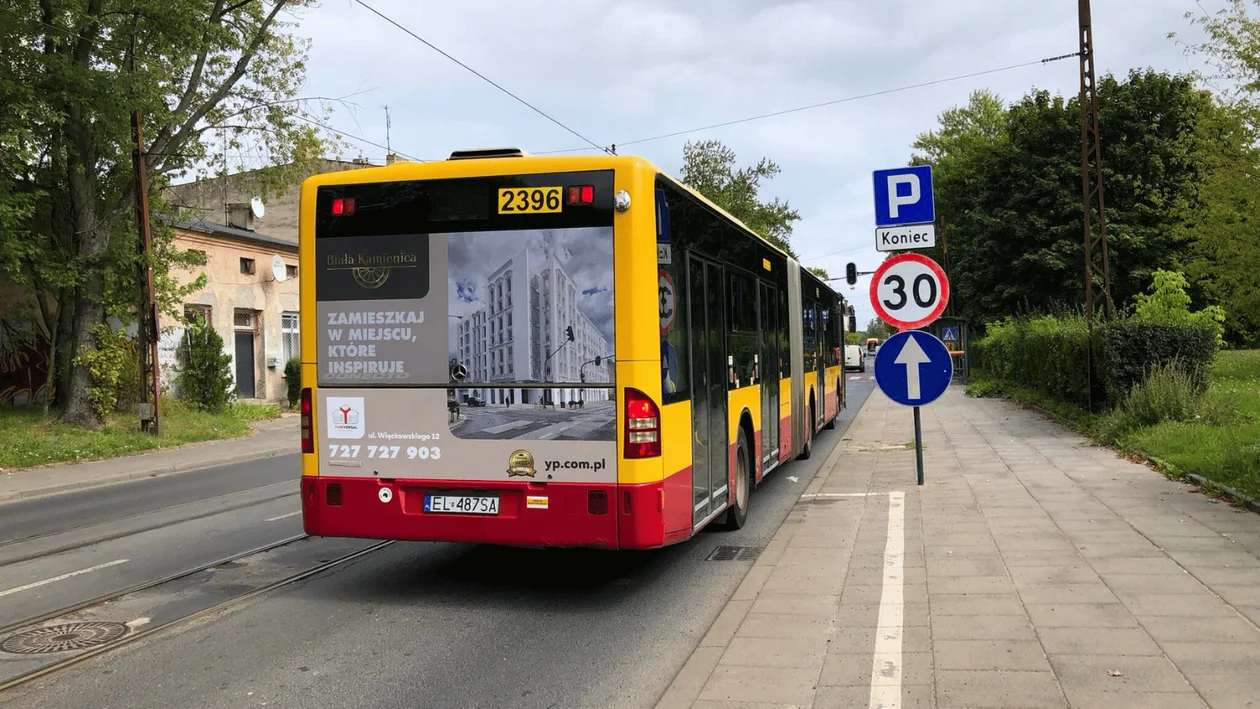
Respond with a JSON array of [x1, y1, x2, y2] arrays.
[[1, 622, 128, 654], [706, 546, 762, 561]]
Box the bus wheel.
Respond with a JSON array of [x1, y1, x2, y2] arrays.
[[721, 427, 750, 530], [797, 403, 814, 460]]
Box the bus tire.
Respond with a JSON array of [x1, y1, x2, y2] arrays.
[[797, 402, 814, 460], [721, 427, 750, 530]]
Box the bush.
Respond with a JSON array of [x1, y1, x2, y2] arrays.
[[972, 313, 1096, 407], [284, 356, 301, 407], [177, 320, 234, 413], [1122, 361, 1199, 428], [1097, 319, 1217, 403]]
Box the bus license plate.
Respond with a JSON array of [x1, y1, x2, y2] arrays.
[[424, 494, 500, 515]]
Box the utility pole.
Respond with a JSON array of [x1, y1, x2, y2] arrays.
[[129, 19, 161, 434], [1078, 0, 1113, 325]]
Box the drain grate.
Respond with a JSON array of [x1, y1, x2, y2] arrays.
[[2, 622, 128, 655], [706, 546, 762, 561]]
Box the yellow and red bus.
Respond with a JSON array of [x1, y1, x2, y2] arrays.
[[298, 149, 847, 550]]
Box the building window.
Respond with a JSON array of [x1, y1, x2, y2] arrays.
[[286, 264, 298, 279], [234, 309, 255, 330], [281, 312, 299, 362], [184, 303, 211, 325], [240, 257, 256, 275]]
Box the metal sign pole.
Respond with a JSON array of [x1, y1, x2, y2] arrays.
[[913, 405, 924, 486]]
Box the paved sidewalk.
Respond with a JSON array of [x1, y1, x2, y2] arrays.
[[657, 387, 1260, 709], [0, 415, 298, 502]]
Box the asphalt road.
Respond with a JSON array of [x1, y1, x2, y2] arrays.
[[0, 454, 301, 630], [0, 379, 875, 709]]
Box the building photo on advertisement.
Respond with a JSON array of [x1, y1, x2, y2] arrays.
[[448, 227, 615, 442]]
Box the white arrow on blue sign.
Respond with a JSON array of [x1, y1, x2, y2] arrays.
[[872, 165, 935, 227], [874, 330, 953, 407]]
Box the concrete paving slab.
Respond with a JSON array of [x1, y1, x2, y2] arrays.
[[656, 390, 1260, 709]]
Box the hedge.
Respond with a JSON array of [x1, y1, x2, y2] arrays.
[[972, 314, 1218, 408], [1097, 319, 1217, 401]]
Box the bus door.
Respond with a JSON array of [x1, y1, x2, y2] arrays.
[[686, 254, 729, 526], [759, 281, 779, 466]]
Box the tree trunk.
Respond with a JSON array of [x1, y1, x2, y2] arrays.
[[59, 271, 106, 428], [54, 286, 76, 408]]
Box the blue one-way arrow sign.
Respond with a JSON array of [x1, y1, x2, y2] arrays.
[[874, 331, 952, 407]]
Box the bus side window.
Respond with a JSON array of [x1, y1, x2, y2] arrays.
[[657, 184, 689, 405]]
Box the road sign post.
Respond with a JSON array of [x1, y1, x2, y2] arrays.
[[873, 330, 953, 485]]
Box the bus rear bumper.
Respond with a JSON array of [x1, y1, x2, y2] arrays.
[[300, 476, 674, 550]]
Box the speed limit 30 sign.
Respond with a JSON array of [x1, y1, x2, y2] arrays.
[[870, 252, 950, 330]]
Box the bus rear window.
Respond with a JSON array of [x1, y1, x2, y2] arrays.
[[313, 171, 616, 390]]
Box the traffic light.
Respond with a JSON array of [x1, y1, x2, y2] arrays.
[[847, 305, 856, 332], [565, 325, 574, 342], [845, 262, 857, 286]]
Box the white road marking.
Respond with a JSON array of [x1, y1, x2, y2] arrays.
[[265, 510, 302, 522], [126, 617, 151, 629], [0, 559, 130, 598], [869, 491, 906, 709], [800, 492, 881, 499]]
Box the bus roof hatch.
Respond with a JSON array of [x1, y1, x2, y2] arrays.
[[448, 148, 531, 160]]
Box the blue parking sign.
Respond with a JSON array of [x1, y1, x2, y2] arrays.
[[873, 165, 935, 227]]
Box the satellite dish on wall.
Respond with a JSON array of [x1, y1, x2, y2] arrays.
[[271, 254, 287, 282], [249, 197, 266, 219]]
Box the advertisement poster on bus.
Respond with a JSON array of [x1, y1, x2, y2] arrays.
[[314, 221, 617, 483]]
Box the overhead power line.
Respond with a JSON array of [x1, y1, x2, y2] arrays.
[[352, 0, 608, 154], [615, 52, 1080, 148], [291, 112, 424, 162]]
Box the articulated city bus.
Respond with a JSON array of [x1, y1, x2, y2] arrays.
[[298, 149, 847, 550]]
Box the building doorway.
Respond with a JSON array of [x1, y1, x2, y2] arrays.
[[234, 309, 257, 398]]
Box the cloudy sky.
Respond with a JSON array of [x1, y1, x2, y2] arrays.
[[295, 0, 1214, 327]]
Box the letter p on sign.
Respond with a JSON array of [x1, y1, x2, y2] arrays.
[[873, 165, 935, 227], [887, 174, 919, 219]]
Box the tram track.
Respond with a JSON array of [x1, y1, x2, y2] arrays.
[[0, 484, 299, 568], [0, 538, 392, 693]]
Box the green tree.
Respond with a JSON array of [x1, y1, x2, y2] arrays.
[[680, 139, 801, 255], [1, 1, 333, 428], [864, 318, 892, 340], [912, 70, 1238, 327], [806, 266, 829, 279]]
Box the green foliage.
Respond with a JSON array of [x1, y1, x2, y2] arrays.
[[863, 318, 893, 340], [0, 0, 338, 427], [1122, 361, 1200, 428], [1132, 270, 1226, 345], [0, 396, 281, 469], [911, 70, 1245, 332], [284, 356, 301, 407], [680, 140, 801, 255], [972, 313, 1095, 407], [71, 324, 136, 420], [177, 321, 234, 413], [844, 331, 864, 346], [806, 266, 829, 279], [1097, 319, 1218, 404]]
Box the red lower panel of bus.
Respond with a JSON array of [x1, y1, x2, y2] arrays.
[[301, 475, 693, 550]]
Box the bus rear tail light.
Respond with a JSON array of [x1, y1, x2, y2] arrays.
[[624, 388, 661, 458], [331, 197, 355, 215], [300, 387, 314, 454], [566, 185, 594, 206]]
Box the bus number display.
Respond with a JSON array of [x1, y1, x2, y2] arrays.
[[498, 187, 562, 214]]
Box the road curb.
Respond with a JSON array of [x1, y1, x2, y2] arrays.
[[0, 446, 294, 503]]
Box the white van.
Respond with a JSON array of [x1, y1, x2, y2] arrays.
[[844, 344, 865, 372]]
